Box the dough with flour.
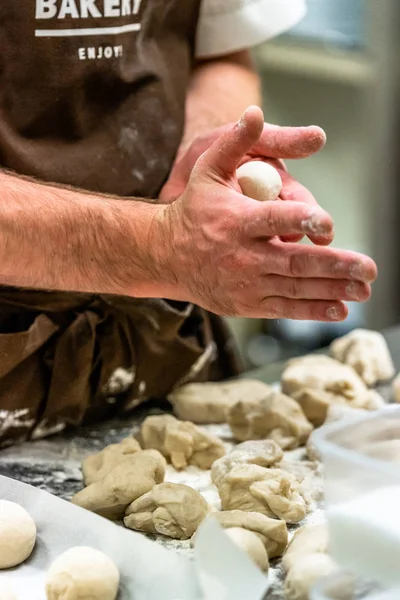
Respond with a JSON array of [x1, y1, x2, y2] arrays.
[[217, 464, 307, 524], [82, 437, 142, 486], [228, 391, 313, 449], [284, 553, 337, 600], [194, 510, 288, 559], [211, 440, 283, 487], [0, 500, 36, 569], [224, 527, 269, 572], [140, 414, 225, 470], [282, 524, 329, 573], [236, 161, 282, 201], [72, 450, 166, 520], [45, 546, 119, 600], [330, 329, 395, 386], [168, 379, 272, 424], [124, 483, 209, 539]]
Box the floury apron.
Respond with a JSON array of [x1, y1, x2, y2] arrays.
[[0, 0, 242, 447]]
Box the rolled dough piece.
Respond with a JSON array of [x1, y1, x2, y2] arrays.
[[282, 523, 329, 573], [0, 500, 36, 569], [82, 437, 142, 486], [224, 527, 269, 572], [236, 161, 282, 201], [284, 553, 337, 600], [45, 546, 119, 600], [0, 580, 17, 600]]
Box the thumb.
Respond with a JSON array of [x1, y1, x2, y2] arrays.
[[195, 105, 264, 180]]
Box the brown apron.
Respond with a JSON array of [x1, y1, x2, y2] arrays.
[[0, 1, 242, 447]]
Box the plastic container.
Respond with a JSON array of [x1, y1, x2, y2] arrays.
[[312, 406, 400, 588]]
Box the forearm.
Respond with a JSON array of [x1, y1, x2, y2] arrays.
[[179, 50, 261, 155], [0, 171, 169, 297]]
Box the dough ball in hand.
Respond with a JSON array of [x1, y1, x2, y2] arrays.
[[0, 580, 17, 600], [224, 527, 269, 572], [0, 500, 36, 569], [236, 161, 282, 201], [284, 553, 337, 600], [46, 546, 119, 600]]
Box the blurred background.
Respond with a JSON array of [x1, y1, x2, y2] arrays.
[[227, 0, 400, 369]]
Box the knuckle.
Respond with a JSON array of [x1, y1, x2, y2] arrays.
[[260, 297, 281, 319]]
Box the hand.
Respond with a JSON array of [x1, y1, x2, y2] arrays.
[[159, 110, 329, 245], [153, 107, 376, 321]]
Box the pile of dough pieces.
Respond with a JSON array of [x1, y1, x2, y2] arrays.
[[68, 328, 396, 598], [0, 499, 119, 600]]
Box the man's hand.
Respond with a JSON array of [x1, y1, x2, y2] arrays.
[[153, 106, 376, 320], [159, 113, 329, 245]]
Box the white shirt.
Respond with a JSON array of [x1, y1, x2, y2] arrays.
[[196, 0, 306, 58]]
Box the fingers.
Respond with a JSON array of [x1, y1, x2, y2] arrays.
[[253, 124, 327, 160], [264, 240, 378, 282], [196, 106, 264, 179], [243, 200, 333, 239], [264, 276, 371, 302], [259, 298, 348, 322]]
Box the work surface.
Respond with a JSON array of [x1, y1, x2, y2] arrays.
[[0, 325, 399, 597]]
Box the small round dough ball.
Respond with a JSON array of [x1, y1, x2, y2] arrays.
[[0, 500, 36, 569], [236, 161, 282, 202], [46, 546, 120, 600], [284, 553, 337, 600], [225, 527, 269, 572], [0, 580, 17, 600]]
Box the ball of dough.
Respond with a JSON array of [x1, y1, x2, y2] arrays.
[[225, 527, 269, 572], [0, 500, 36, 569], [0, 580, 17, 600], [46, 546, 119, 600], [284, 553, 337, 600], [236, 161, 282, 201]]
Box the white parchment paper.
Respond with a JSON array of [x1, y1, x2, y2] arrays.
[[0, 475, 268, 600]]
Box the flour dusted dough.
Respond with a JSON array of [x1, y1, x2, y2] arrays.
[[0, 580, 17, 600], [124, 483, 209, 540], [228, 391, 313, 449], [236, 161, 282, 202], [217, 464, 307, 524], [282, 524, 329, 573], [211, 440, 283, 487], [330, 329, 395, 386], [72, 450, 166, 520], [45, 546, 119, 600], [140, 414, 225, 470], [281, 355, 385, 424], [225, 527, 269, 572], [168, 379, 272, 424], [197, 510, 288, 559], [284, 553, 337, 600], [82, 437, 142, 486], [0, 500, 36, 569]]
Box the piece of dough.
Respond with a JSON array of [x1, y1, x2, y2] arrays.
[[236, 161, 282, 201], [140, 414, 225, 470], [278, 459, 324, 507], [282, 355, 385, 420], [45, 546, 119, 600], [0, 500, 36, 569], [284, 553, 337, 600], [0, 580, 17, 600], [224, 527, 269, 572], [393, 372, 400, 403], [282, 524, 329, 573], [194, 510, 288, 559], [211, 440, 283, 487], [168, 379, 272, 424], [217, 464, 307, 524], [330, 329, 395, 387], [82, 437, 142, 486], [228, 391, 313, 449], [124, 483, 209, 540], [71, 450, 166, 520]]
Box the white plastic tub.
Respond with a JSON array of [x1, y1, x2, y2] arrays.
[[312, 406, 400, 588]]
